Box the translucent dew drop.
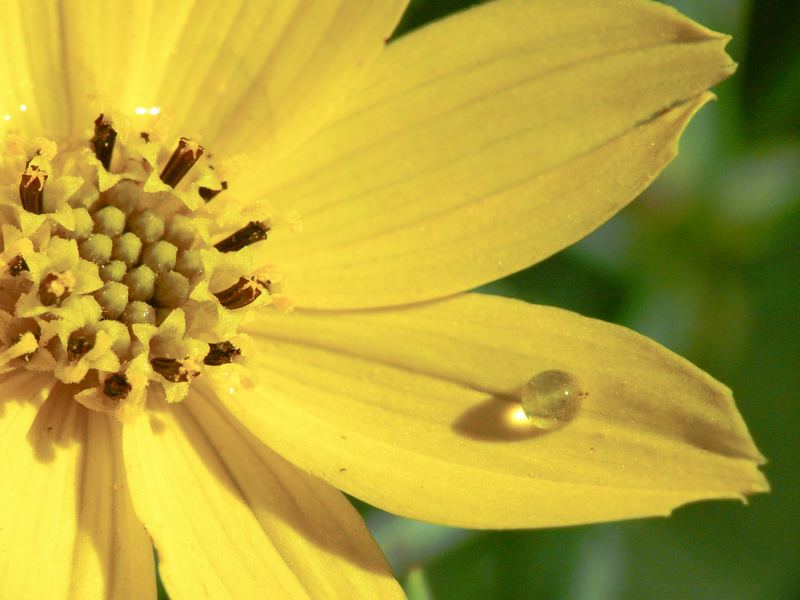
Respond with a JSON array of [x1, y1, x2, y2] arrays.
[[521, 370, 583, 429]]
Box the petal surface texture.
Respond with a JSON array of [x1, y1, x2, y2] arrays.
[[220, 294, 767, 529], [253, 0, 736, 308], [122, 390, 402, 599], [0, 0, 72, 142], [1, 0, 408, 161], [0, 372, 155, 599]]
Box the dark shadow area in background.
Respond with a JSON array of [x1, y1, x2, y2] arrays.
[[479, 250, 627, 322], [392, 0, 489, 39], [741, 1, 800, 142]]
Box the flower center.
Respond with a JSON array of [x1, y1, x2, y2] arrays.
[[0, 114, 292, 420]]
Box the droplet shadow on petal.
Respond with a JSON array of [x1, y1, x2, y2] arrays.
[[452, 392, 554, 442]]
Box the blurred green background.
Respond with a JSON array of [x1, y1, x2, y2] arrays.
[[366, 1, 800, 599]]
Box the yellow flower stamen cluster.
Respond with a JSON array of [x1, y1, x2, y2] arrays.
[[0, 117, 292, 421]]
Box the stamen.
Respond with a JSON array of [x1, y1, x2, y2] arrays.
[[213, 221, 269, 253], [5, 115, 293, 414], [103, 373, 132, 399], [160, 137, 204, 187], [213, 276, 269, 309], [150, 357, 201, 383], [2, 332, 38, 366], [38, 271, 76, 306], [199, 180, 228, 202], [67, 334, 94, 361], [90, 114, 117, 170], [204, 341, 241, 366], [19, 164, 46, 214], [8, 255, 29, 276]]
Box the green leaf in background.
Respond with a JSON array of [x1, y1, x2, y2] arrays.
[[405, 565, 435, 600], [741, 0, 800, 142]]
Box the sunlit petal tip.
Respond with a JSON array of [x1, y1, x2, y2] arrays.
[[224, 293, 767, 529]]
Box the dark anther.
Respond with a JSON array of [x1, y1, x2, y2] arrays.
[[19, 165, 46, 214], [160, 137, 204, 187], [91, 114, 117, 170], [204, 341, 241, 366], [150, 357, 201, 383], [199, 180, 228, 202], [8, 255, 28, 276], [213, 276, 269, 310], [38, 273, 70, 306], [213, 221, 269, 253], [140, 132, 150, 142], [104, 373, 132, 399], [67, 334, 94, 360]]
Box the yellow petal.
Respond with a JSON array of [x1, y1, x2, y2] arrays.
[[0, 373, 154, 599], [122, 391, 402, 599], [17, 1, 407, 160], [0, 1, 71, 142], [253, 0, 735, 308], [218, 294, 766, 529]]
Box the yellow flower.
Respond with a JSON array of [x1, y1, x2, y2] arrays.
[[0, 1, 767, 598]]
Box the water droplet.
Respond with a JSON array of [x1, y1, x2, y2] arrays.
[[521, 370, 583, 429]]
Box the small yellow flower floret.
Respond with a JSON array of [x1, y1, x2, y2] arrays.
[[44, 270, 77, 299], [21, 164, 47, 189], [1, 121, 295, 421], [31, 137, 57, 161], [0, 331, 37, 371]]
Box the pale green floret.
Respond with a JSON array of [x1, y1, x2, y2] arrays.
[[100, 260, 127, 282], [69, 207, 94, 240], [127, 209, 164, 243], [155, 271, 190, 308], [93, 205, 126, 237], [79, 233, 113, 264], [165, 214, 197, 249], [110, 180, 140, 214], [112, 232, 143, 267], [142, 240, 178, 274], [95, 281, 129, 319], [124, 265, 156, 302], [123, 300, 156, 325], [175, 249, 204, 279], [95, 320, 131, 356]]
